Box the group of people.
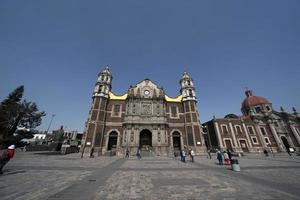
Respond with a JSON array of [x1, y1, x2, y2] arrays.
[[124, 147, 141, 159], [180, 147, 195, 163], [0, 145, 16, 175], [216, 150, 232, 165]]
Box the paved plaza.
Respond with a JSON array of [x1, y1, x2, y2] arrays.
[[0, 151, 299, 200]]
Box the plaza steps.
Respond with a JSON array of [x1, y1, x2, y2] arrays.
[[140, 150, 154, 157]]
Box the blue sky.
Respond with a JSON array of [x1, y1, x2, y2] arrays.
[[0, 0, 299, 132]]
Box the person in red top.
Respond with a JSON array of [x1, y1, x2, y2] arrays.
[[0, 145, 16, 175]]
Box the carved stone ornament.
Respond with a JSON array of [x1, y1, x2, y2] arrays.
[[142, 103, 152, 115]]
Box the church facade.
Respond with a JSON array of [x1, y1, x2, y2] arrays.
[[204, 90, 300, 153], [81, 66, 206, 156]]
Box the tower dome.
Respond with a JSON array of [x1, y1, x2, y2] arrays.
[[241, 90, 272, 115]]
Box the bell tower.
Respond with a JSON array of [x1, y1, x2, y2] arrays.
[[94, 66, 112, 98], [180, 72, 196, 101], [180, 72, 206, 154], [82, 66, 112, 157]]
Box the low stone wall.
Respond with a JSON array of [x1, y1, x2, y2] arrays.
[[60, 145, 79, 154], [25, 145, 52, 151]]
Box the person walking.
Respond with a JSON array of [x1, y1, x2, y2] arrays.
[[287, 148, 292, 156], [188, 148, 192, 162], [263, 149, 269, 157], [227, 150, 232, 161], [207, 149, 212, 159], [0, 145, 16, 175], [182, 149, 186, 163], [125, 148, 130, 158], [190, 149, 195, 162], [136, 148, 141, 160], [180, 149, 183, 162]]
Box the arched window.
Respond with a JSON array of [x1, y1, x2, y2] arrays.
[[189, 89, 193, 97]]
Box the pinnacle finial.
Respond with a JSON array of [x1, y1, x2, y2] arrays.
[[292, 107, 297, 113]]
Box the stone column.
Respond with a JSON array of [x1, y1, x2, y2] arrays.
[[242, 123, 253, 148], [269, 123, 284, 152], [214, 122, 223, 148], [254, 124, 267, 148], [229, 123, 238, 147], [134, 127, 138, 147], [290, 124, 300, 146]]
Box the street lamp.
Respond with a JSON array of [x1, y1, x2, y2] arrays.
[[46, 114, 55, 134]]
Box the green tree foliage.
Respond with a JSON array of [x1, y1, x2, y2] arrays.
[[0, 86, 46, 148]]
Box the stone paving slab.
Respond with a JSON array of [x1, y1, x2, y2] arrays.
[[0, 169, 91, 200], [94, 169, 298, 200], [0, 152, 299, 200]]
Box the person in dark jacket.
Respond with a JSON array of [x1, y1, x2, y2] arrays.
[[0, 145, 16, 174], [227, 150, 232, 161]]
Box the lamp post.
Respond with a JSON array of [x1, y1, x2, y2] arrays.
[[46, 114, 55, 134]]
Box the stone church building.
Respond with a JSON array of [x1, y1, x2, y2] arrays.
[[204, 90, 300, 153], [81, 66, 206, 156]]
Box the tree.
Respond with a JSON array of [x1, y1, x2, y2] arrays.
[[0, 86, 46, 148]]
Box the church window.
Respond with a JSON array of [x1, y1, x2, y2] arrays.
[[187, 80, 191, 86], [274, 121, 279, 127], [187, 132, 194, 146], [248, 126, 254, 134], [112, 104, 121, 117], [99, 85, 103, 93], [235, 125, 242, 134], [264, 137, 271, 144], [189, 89, 193, 97], [255, 106, 262, 113], [266, 105, 271, 111], [221, 125, 228, 134], [171, 106, 178, 118], [251, 137, 258, 144], [260, 127, 267, 136]]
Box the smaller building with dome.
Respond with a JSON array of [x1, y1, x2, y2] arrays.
[[204, 90, 300, 153]]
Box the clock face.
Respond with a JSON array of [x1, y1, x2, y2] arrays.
[[144, 90, 150, 95]]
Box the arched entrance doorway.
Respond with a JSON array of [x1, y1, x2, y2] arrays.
[[173, 132, 181, 153], [281, 136, 290, 151], [139, 129, 152, 150], [107, 131, 118, 151], [239, 140, 249, 152]]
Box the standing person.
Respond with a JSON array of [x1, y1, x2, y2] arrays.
[[182, 149, 186, 163], [223, 151, 230, 165], [207, 149, 212, 159], [287, 148, 292, 156], [217, 150, 223, 165], [190, 149, 195, 162], [227, 150, 232, 162], [263, 149, 269, 157], [0, 145, 16, 175], [180, 149, 183, 162], [136, 147, 141, 160], [125, 148, 130, 158]]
